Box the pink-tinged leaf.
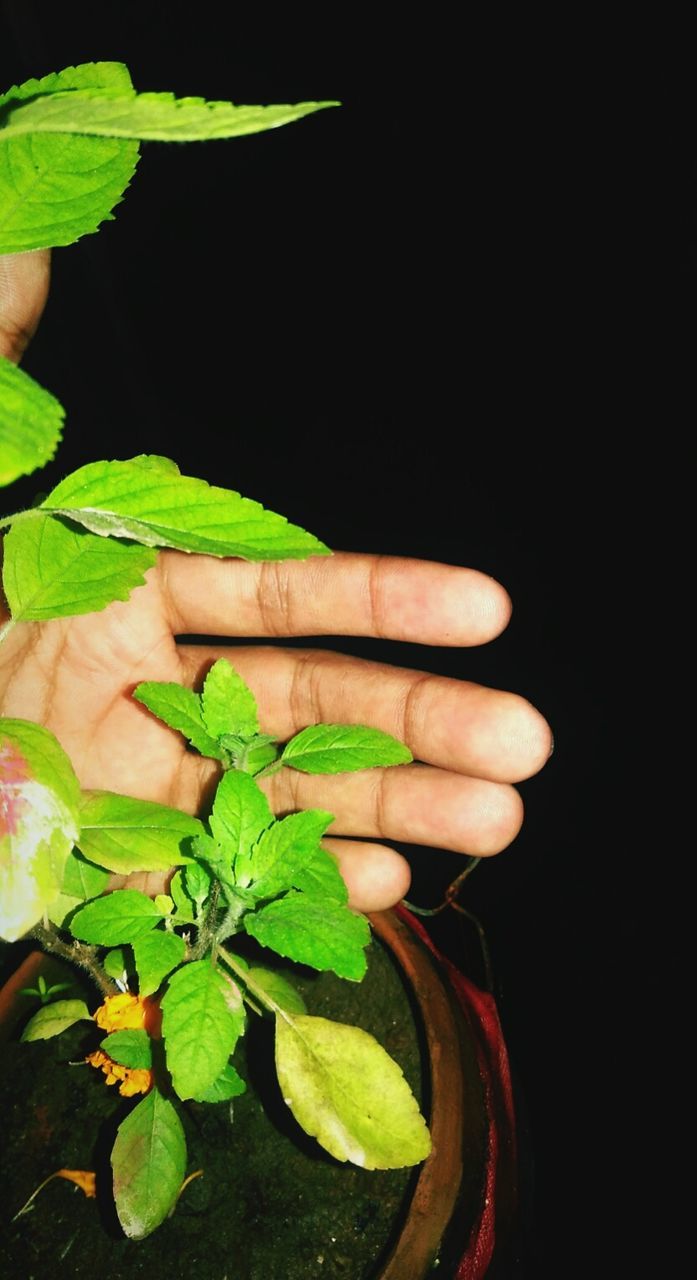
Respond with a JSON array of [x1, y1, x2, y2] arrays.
[[0, 719, 80, 942]]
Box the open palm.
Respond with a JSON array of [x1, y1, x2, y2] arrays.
[[0, 252, 551, 909]]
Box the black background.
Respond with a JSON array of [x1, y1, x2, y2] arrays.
[[1, 5, 688, 1275]]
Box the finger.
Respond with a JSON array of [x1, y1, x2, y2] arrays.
[[161, 551, 512, 647], [322, 839, 412, 911], [263, 763, 524, 858], [0, 250, 51, 362], [178, 644, 552, 783]]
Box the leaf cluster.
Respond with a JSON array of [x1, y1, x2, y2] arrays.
[[0, 61, 430, 1245]]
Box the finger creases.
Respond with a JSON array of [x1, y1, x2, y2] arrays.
[[161, 550, 512, 647], [177, 643, 552, 784], [262, 763, 524, 858]]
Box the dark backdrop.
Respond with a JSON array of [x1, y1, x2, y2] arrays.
[[2, 5, 683, 1275]]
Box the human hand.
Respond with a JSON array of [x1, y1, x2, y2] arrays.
[[0, 253, 552, 912]]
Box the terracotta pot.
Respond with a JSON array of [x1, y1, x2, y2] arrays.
[[0, 911, 514, 1279]]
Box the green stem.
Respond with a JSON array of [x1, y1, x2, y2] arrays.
[[189, 880, 221, 960], [217, 945, 283, 1019], [28, 923, 118, 997], [254, 759, 283, 781]]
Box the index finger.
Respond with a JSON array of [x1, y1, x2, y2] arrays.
[[161, 551, 512, 646]]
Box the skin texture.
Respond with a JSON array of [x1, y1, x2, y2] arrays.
[[0, 251, 552, 910]]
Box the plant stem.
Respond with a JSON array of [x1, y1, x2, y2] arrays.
[[28, 923, 118, 997], [217, 945, 284, 1019], [402, 856, 482, 916], [189, 880, 221, 960]]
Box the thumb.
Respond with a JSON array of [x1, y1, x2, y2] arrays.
[[0, 250, 51, 363]]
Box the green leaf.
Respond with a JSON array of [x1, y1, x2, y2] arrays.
[[248, 967, 307, 1015], [111, 1087, 187, 1240], [196, 1062, 246, 1103], [201, 659, 259, 740], [162, 960, 243, 1101], [101, 1028, 153, 1069], [237, 809, 333, 897], [275, 1014, 431, 1169], [0, 718, 80, 942], [40, 458, 330, 559], [61, 847, 110, 900], [2, 512, 157, 622], [0, 63, 139, 254], [191, 833, 236, 900], [77, 790, 202, 874], [0, 86, 338, 143], [292, 846, 348, 904], [70, 888, 163, 945], [103, 946, 131, 980], [0, 357, 64, 486], [244, 892, 370, 981], [168, 870, 196, 924], [133, 929, 186, 998], [46, 891, 82, 929], [183, 861, 211, 909], [281, 724, 412, 774], [132, 680, 223, 759], [209, 770, 273, 867], [20, 998, 91, 1041]]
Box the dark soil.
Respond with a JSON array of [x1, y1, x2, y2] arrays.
[[0, 939, 426, 1280]]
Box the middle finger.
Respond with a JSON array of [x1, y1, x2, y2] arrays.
[[177, 644, 551, 784]]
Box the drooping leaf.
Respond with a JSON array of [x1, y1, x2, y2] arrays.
[[61, 847, 110, 899], [0, 718, 80, 941], [0, 63, 139, 254], [132, 681, 223, 759], [133, 929, 186, 997], [111, 1086, 187, 1240], [196, 1062, 246, 1103], [281, 723, 412, 774], [0, 85, 338, 144], [237, 809, 333, 897], [209, 769, 274, 867], [101, 1028, 153, 1069], [77, 790, 201, 873], [244, 892, 370, 980], [292, 846, 348, 904], [69, 888, 163, 945], [20, 998, 91, 1041], [2, 512, 157, 622], [275, 1014, 431, 1169], [0, 356, 64, 486], [248, 966, 307, 1015], [161, 960, 243, 1101], [40, 458, 330, 559], [201, 659, 259, 740]]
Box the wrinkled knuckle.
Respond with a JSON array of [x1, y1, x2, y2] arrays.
[[257, 562, 295, 636], [366, 556, 390, 639], [400, 674, 431, 747]]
